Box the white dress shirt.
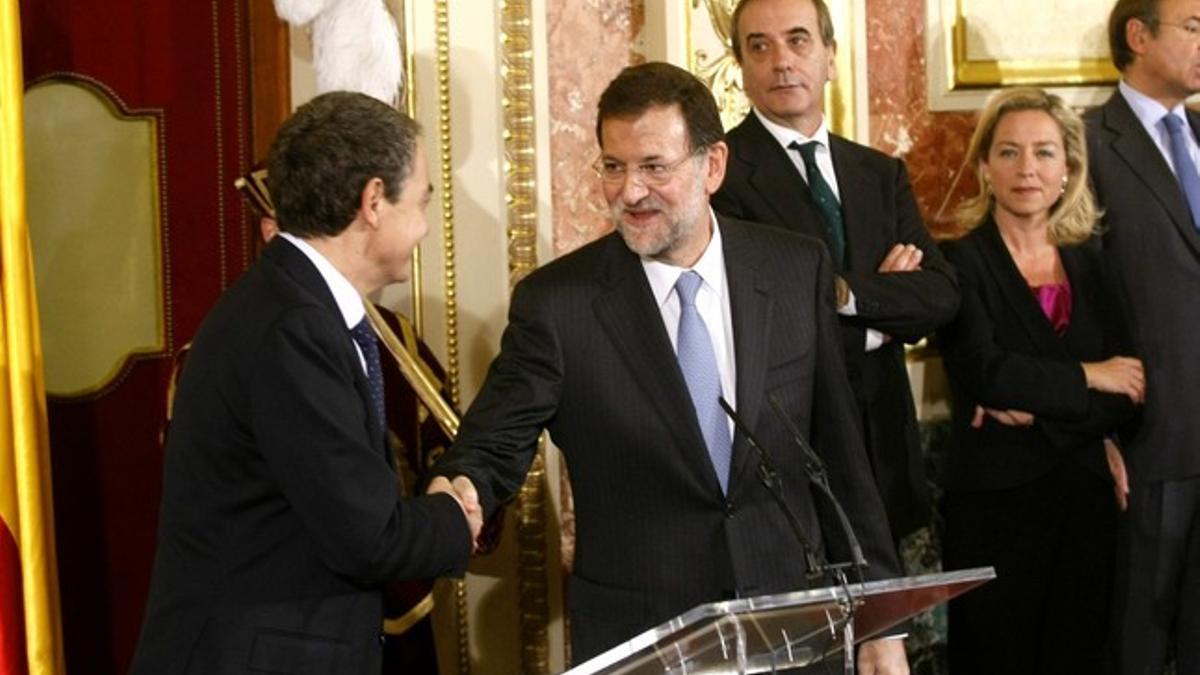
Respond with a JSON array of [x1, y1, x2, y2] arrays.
[[752, 109, 884, 351], [1119, 79, 1200, 177], [277, 232, 369, 374], [640, 209, 737, 425]]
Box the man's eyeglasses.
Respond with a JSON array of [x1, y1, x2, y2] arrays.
[[593, 152, 701, 186]]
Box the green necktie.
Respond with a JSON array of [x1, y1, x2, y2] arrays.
[[791, 140, 846, 267]]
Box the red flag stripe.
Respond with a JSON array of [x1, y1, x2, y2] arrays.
[[0, 518, 28, 675]]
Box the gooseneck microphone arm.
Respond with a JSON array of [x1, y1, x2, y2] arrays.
[[718, 396, 826, 581], [767, 393, 868, 581]]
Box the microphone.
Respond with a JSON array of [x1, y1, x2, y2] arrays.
[[767, 393, 868, 579], [718, 396, 826, 581]]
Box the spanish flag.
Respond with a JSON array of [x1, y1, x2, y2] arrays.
[[0, 0, 66, 673]]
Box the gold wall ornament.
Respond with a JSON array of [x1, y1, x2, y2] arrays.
[[693, 0, 749, 131], [500, 0, 551, 672]]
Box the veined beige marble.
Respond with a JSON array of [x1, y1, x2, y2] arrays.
[[867, 0, 975, 237], [547, 0, 644, 257]]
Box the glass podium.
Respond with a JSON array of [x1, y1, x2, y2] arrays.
[[561, 567, 995, 675]]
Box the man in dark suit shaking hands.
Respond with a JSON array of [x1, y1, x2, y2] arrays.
[[432, 62, 907, 673], [130, 92, 480, 675], [1086, 1, 1200, 672], [711, 0, 959, 545]]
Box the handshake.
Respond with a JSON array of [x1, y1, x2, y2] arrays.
[[427, 475, 485, 550]]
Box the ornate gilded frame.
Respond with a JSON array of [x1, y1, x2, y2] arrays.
[[926, 0, 1118, 110]]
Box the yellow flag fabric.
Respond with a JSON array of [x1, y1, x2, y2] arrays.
[[0, 0, 66, 673]]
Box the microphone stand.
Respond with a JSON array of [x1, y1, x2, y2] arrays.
[[720, 395, 873, 674], [717, 397, 826, 582], [765, 393, 871, 675]]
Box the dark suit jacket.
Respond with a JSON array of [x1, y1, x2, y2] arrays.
[[433, 216, 900, 662], [712, 112, 959, 537], [937, 219, 1137, 492], [130, 238, 470, 675], [1086, 92, 1200, 481]]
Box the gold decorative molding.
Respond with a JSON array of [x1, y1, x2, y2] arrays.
[[940, 0, 1116, 89], [500, 1, 551, 672], [432, 3, 469, 672], [399, 0, 426, 335], [926, 0, 1116, 110]]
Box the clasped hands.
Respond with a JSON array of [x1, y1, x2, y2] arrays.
[[427, 475, 484, 549], [972, 355, 1146, 430]]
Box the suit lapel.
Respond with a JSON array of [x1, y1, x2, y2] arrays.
[[722, 219, 773, 494], [976, 221, 1063, 356], [1102, 94, 1200, 258], [590, 236, 720, 490], [264, 239, 387, 456], [829, 136, 875, 272], [735, 114, 823, 240]]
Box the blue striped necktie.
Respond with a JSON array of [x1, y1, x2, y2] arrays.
[[1162, 114, 1200, 230], [675, 271, 732, 493]]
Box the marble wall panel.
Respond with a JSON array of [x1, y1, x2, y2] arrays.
[[867, 0, 975, 237], [547, 0, 644, 256]]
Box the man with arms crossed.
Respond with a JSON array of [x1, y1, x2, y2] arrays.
[[433, 63, 907, 673], [131, 92, 480, 674], [712, 0, 959, 546], [1087, 1, 1200, 672]]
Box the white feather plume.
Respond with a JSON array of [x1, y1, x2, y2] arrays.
[[273, 0, 403, 106]]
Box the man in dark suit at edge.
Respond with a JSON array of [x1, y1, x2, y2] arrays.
[[711, 0, 959, 545], [1086, 1, 1200, 672], [131, 92, 481, 674], [431, 62, 908, 673]]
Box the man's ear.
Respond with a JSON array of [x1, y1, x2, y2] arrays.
[[360, 177, 386, 228], [704, 140, 729, 195], [1127, 16, 1150, 58]]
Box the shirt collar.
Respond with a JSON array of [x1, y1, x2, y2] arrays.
[[753, 107, 831, 153], [1119, 79, 1188, 129], [641, 209, 727, 308], [277, 232, 365, 330]]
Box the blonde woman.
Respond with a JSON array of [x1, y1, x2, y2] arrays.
[[936, 87, 1144, 673]]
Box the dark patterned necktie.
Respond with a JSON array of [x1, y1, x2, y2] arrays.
[[1162, 114, 1200, 230], [791, 140, 846, 266], [349, 317, 386, 442], [675, 271, 732, 494]]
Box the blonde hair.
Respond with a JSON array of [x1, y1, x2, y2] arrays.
[[956, 87, 1098, 245]]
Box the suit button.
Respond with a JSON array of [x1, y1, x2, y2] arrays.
[[378, 632, 387, 646], [724, 502, 735, 518]]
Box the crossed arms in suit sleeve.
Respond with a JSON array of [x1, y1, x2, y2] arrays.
[[937, 241, 1135, 439], [251, 305, 473, 584], [838, 159, 959, 344]]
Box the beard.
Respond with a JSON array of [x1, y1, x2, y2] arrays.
[[609, 179, 709, 265]]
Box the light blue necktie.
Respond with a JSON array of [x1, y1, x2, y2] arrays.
[[1161, 114, 1200, 230], [675, 271, 732, 494]]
